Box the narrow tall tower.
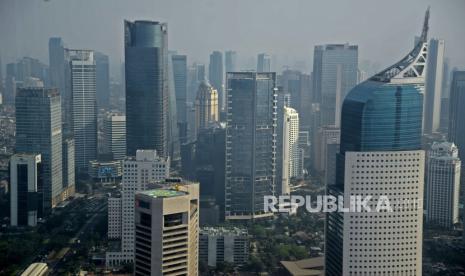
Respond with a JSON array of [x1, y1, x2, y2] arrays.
[[125, 21, 169, 157]]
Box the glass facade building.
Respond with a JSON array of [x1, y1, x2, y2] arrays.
[[225, 72, 277, 220], [125, 20, 169, 157]]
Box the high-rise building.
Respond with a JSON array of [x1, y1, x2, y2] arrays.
[[106, 150, 170, 266], [424, 39, 445, 134], [282, 107, 302, 195], [312, 125, 340, 174], [448, 71, 465, 202], [134, 182, 199, 276], [325, 10, 429, 275], [69, 50, 97, 173], [95, 51, 110, 109], [171, 54, 188, 143], [426, 142, 461, 229], [15, 87, 63, 214], [61, 138, 75, 200], [10, 153, 42, 227], [208, 51, 224, 111], [312, 43, 358, 127], [199, 227, 249, 268], [194, 81, 219, 138], [103, 114, 126, 161], [225, 50, 237, 73], [257, 53, 271, 72], [225, 72, 277, 220], [275, 88, 290, 196], [125, 21, 169, 157], [49, 38, 66, 97]]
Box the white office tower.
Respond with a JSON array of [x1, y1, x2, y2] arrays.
[[426, 142, 461, 228], [10, 154, 41, 227], [199, 227, 249, 268], [103, 114, 126, 160], [69, 49, 97, 173], [134, 183, 199, 276], [106, 150, 170, 266], [282, 107, 302, 194]]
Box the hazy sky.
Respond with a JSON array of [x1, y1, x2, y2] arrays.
[[1, 0, 464, 78]]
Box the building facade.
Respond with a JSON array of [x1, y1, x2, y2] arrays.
[[15, 87, 63, 214], [312, 43, 358, 127], [194, 81, 219, 138], [282, 107, 302, 195], [424, 39, 445, 134], [225, 72, 277, 220], [257, 53, 271, 72], [106, 150, 170, 266], [426, 142, 461, 228], [10, 153, 42, 227], [134, 183, 199, 276], [208, 51, 224, 111], [69, 49, 97, 173], [199, 227, 249, 268], [125, 21, 169, 158], [103, 114, 126, 161]]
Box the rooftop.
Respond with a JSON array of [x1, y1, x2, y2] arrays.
[[139, 189, 186, 198]]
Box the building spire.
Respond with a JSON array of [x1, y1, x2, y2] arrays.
[[419, 7, 430, 44]]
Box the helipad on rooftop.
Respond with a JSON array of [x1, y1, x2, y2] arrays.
[[139, 189, 186, 198]]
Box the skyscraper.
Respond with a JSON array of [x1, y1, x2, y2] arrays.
[[225, 50, 237, 73], [61, 138, 75, 199], [424, 39, 445, 134], [208, 51, 224, 111], [125, 21, 169, 157], [134, 182, 199, 276], [325, 10, 429, 275], [257, 53, 271, 72], [194, 81, 219, 138], [312, 43, 358, 127], [95, 51, 110, 109], [103, 114, 126, 161], [69, 50, 97, 173], [106, 150, 170, 266], [426, 142, 461, 229], [282, 107, 302, 195], [448, 71, 465, 202], [49, 38, 66, 94], [15, 87, 63, 214], [225, 72, 277, 220], [171, 54, 188, 143], [10, 153, 42, 227]]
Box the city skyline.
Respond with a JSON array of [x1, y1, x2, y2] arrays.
[[1, 0, 465, 79]]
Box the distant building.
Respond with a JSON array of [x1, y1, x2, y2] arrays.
[[106, 150, 170, 266], [257, 53, 271, 72], [134, 182, 199, 276], [225, 72, 277, 220], [312, 43, 358, 127], [88, 160, 123, 183], [10, 153, 42, 227], [282, 107, 302, 195], [426, 142, 461, 228], [61, 138, 75, 200], [194, 81, 219, 138], [103, 114, 126, 161], [312, 125, 340, 175], [95, 51, 110, 109], [448, 71, 465, 203], [125, 21, 169, 158], [209, 51, 224, 111], [171, 54, 188, 143], [225, 50, 237, 73], [424, 39, 445, 134], [15, 87, 63, 214], [199, 227, 249, 268], [69, 49, 97, 173]]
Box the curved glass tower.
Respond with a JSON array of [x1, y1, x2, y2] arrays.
[[326, 9, 429, 276]]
